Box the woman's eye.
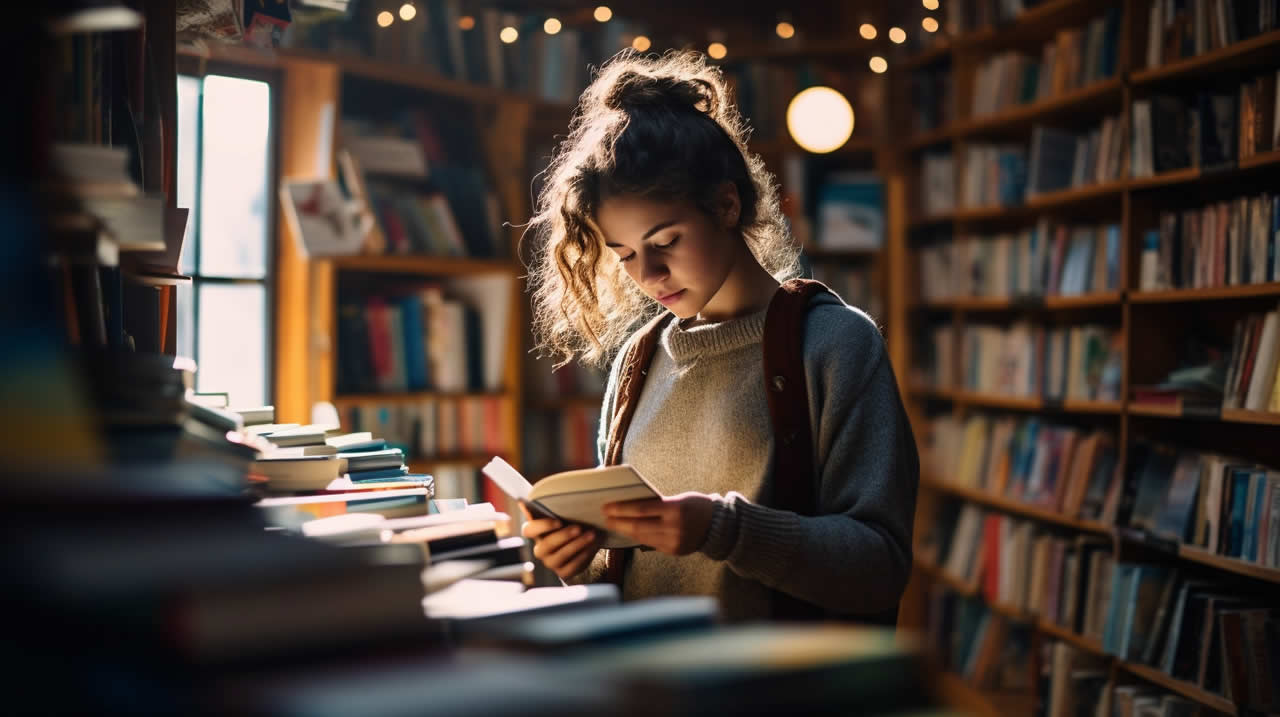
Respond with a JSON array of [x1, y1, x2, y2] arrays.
[[619, 253, 636, 263], [654, 235, 680, 249]]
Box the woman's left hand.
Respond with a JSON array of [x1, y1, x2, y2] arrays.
[[601, 492, 716, 556]]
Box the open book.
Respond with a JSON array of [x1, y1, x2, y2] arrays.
[[481, 457, 663, 549]]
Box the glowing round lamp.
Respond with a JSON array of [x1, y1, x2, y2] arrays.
[[786, 87, 854, 154]]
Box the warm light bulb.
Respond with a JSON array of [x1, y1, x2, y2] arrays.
[[870, 56, 888, 73], [500, 26, 518, 43], [594, 6, 612, 22], [544, 17, 561, 34], [786, 86, 854, 154], [776, 21, 795, 39], [922, 17, 939, 32], [707, 42, 727, 59], [458, 15, 475, 30], [632, 34, 651, 51], [859, 23, 877, 40], [923, 0, 940, 9], [398, 3, 416, 21], [376, 10, 394, 27], [889, 27, 906, 43]]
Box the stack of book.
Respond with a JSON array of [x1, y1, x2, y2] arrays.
[[1131, 74, 1279, 179], [961, 322, 1123, 400], [1144, 0, 1280, 69], [1138, 191, 1279, 291], [1126, 442, 1280, 567], [918, 220, 1121, 302], [969, 9, 1120, 118]]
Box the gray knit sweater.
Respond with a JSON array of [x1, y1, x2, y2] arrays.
[[579, 292, 919, 622]]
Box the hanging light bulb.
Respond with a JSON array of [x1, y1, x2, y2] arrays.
[[869, 56, 888, 73], [594, 6, 612, 22], [787, 87, 854, 154], [707, 42, 727, 59], [923, 0, 940, 9], [776, 21, 795, 39], [399, 2, 416, 21], [889, 27, 907, 43], [458, 15, 475, 30], [859, 23, 877, 40], [632, 35, 651, 51], [500, 26, 518, 43], [922, 17, 939, 32], [376, 10, 394, 27], [544, 17, 561, 34]]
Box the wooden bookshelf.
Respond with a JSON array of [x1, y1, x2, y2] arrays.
[[528, 394, 605, 411], [330, 254, 518, 277], [924, 476, 1113, 535], [893, 6, 1280, 715], [1128, 283, 1280, 303], [901, 42, 952, 71], [333, 391, 508, 406]]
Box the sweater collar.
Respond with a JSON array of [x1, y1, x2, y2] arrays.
[[661, 305, 769, 364]]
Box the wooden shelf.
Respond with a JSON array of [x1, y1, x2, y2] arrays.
[[179, 43, 571, 112], [910, 385, 961, 401], [924, 476, 1113, 535], [802, 245, 882, 261], [1127, 402, 1187, 418], [904, 124, 960, 152], [925, 291, 1122, 312], [330, 254, 518, 277], [934, 671, 1036, 717], [952, 391, 1123, 414], [1129, 283, 1280, 303], [1238, 150, 1280, 170], [958, 78, 1122, 138], [1177, 545, 1280, 584], [1023, 179, 1126, 211], [1036, 620, 1106, 657], [1131, 28, 1280, 86], [914, 557, 979, 596], [334, 391, 510, 405], [1130, 403, 1280, 427], [908, 210, 958, 229], [1117, 661, 1237, 715], [1126, 167, 1202, 191]]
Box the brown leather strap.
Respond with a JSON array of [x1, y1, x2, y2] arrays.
[[761, 278, 832, 621], [601, 312, 670, 587]]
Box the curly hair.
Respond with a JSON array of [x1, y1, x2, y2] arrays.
[[524, 49, 801, 368]]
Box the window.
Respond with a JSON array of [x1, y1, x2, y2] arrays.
[[175, 73, 275, 408]]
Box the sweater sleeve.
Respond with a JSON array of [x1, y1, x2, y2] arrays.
[[698, 303, 919, 615]]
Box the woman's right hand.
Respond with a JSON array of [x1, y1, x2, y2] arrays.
[[520, 509, 604, 580]]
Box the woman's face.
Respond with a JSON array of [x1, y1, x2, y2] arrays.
[[595, 193, 739, 320]]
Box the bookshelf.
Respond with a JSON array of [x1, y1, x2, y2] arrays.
[[894, 0, 1280, 714]]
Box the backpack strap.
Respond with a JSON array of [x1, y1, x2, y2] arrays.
[[761, 278, 832, 621], [601, 312, 670, 586]]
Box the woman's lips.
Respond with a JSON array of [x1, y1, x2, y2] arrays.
[[657, 289, 685, 306]]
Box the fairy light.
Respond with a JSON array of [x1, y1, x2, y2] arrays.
[[870, 56, 888, 73], [889, 27, 906, 43], [632, 35, 651, 51], [922, 17, 940, 32], [923, 0, 940, 9], [707, 41, 727, 59], [458, 15, 475, 30], [776, 21, 795, 39], [859, 23, 877, 40], [544, 17, 561, 34], [500, 26, 518, 43], [594, 6, 612, 22], [398, 3, 416, 21], [376, 10, 393, 27]]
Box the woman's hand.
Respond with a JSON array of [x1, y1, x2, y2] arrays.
[[602, 492, 716, 556], [520, 506, 605, 580]]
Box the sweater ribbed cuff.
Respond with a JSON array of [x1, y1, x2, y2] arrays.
[[699, 494, 739, 561], [725, 495, 801, 587]]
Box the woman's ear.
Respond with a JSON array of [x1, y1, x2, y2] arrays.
[[715, 181, 741, 229]]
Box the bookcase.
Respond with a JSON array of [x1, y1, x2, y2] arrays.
[[894, 0, 1280, 715]]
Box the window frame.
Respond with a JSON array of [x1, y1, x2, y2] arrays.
[[175, 57, 282, 408]]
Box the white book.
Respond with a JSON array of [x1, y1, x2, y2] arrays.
[[1245, 309, 1280, 411]]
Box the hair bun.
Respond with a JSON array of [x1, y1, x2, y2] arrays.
[[603, 68, 718, 115]]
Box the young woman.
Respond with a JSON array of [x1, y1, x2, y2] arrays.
[[521, 50, 918, 622]]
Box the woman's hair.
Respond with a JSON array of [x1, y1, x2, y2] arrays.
[[525, 49, 801, 368]]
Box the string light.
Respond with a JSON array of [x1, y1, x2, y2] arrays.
[[398, 3, 416, 21], [923, 0, 939, 9], [922, 17, 939, 32], [776, 21, 795, 39], [870, 56, 888, 73], [376, 10, 393, 27], [632, 35, 651, 51], [859, 24, 877, 40], [500, 26, 518, 43], [594, 6, 612, 22], [707, 42, 727, 59], [458, 15, 475, 30], [544, 17, 561, 34], [889, 27, 906, 43], [787, 87, 854, 154]]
